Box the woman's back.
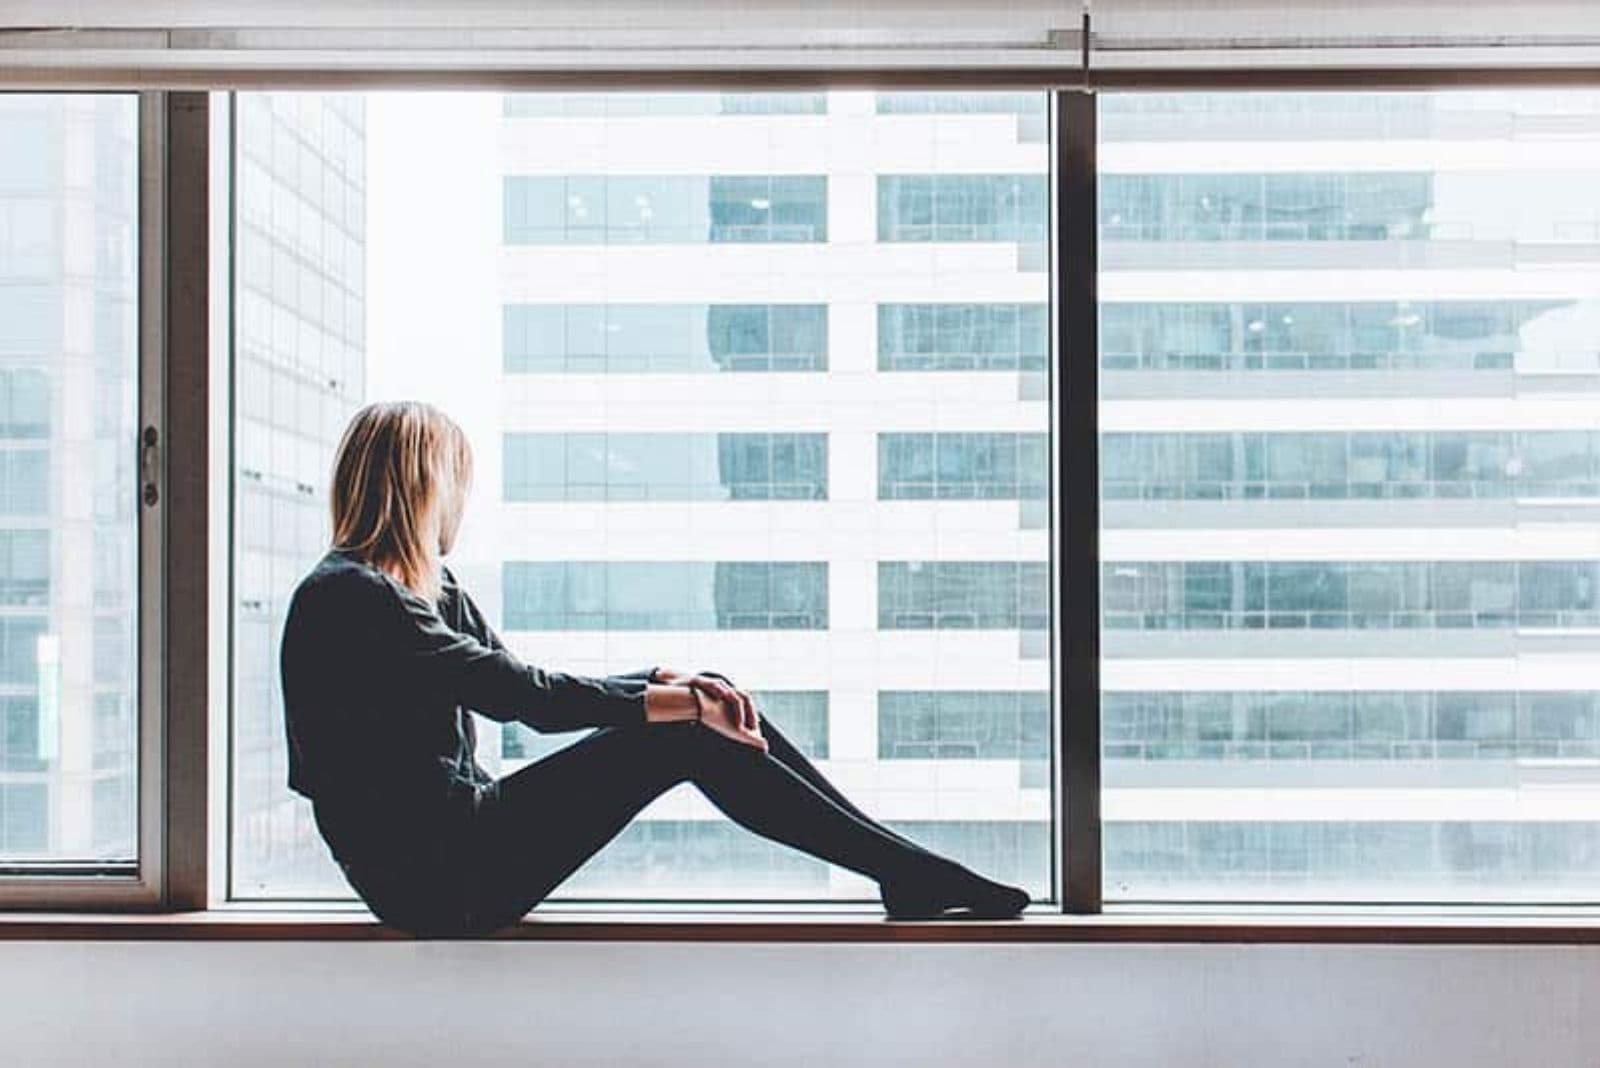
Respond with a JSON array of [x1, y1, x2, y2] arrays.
[[279, 547, 488, 864]]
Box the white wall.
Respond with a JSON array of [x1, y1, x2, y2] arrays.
[[5, 941, 1599, 1066]]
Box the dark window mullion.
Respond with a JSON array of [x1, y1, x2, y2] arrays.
[[1056, 90, 1102, 915]]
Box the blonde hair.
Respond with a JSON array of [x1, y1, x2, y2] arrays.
[[329, 401, 473, 602]]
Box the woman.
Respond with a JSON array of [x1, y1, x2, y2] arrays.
[[280, 400, 1030, 936]]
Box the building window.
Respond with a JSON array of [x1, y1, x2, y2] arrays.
[[1102, 431, 1600, 501], [0, 450, 48, 515], [1100, 173, 1435, 243], [878, 303, 1048, 372], [504, 303, 828, 374], [879, 562, 1050, 630], [503, 175, 827, 244], [1099, 300, 1573, 372], [1102, 560, 1600, 631], [506, 432, 828, 502], [1104, 691, 1600, 761], [877, 174, 1048, 243], [879, 433, 1048, 500], [0, 696, 44, 773], [0, 782, 48, 855], [0, 369, 50, 437], [0, 530, 48, 605], [504, 562, 830, 631], [1106, 822, 1600, 899], [879, 691, 1050, 761]]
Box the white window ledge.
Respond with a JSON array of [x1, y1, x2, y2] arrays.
[[4, 907, 1600, 943]]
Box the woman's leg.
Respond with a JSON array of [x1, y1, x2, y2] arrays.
[[464, 718, 975, 931], [756, 715, 943, 863], [699, 670, 944, 861], [749, 712, 1030, 919]]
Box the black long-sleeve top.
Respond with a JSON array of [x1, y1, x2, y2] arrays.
[[279, 547, 656, 862]]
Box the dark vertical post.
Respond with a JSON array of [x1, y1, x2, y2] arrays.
[[1055, 89, 1101, 914], [163, 91, 211, 910]]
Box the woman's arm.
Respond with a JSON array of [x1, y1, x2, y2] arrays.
[[376, 575, 658, 733], [453, 581, 661, 692], [439, 576, 753, 736]]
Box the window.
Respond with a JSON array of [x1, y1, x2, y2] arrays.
[[503, 562, 830, 631], [504, 304, 828, 373], [0, 94, 139, 875], [503, 175, 828, 244], [505, 433, 828, 501], [231, 89, 1053, 902], [879, 562, 1050, 631], [1102, 431, 1600, 500], [1099, 89, 1600, 904], [877, 174, 1048, 243], [1104, 691, 1600, 761], [8, 75, 1587, 922], [878, 303, 1048, 372], [0, 369, 50, 436], [1101, 173, 1435, 242], [1098, 301, 1572, 372], [1102, 561, 1600, 631], [879, 433, 1049, 500], [878, 691, 1050, 763]]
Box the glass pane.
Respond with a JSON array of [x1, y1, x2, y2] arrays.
[[0, 95, 139, 866], [231, 91, 1053, 903], [1099, 90, 1600, 903]]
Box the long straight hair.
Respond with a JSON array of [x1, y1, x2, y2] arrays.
[[329, 401, 473, 602]]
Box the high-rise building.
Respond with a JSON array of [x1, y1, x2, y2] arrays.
[[0, 95, 139, 865], [490, 90, 1055, 899], [1098, 91, 1600, 902], [232, 93, 367, 897]]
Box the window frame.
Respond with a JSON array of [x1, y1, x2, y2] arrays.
[[0, 91, 167, 908], [3, 63, 1600, 926]]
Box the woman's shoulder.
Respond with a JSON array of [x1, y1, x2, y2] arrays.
[[288, 549, 402, 620]]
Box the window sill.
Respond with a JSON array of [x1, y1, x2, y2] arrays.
[[5, 906, 1600, 943]]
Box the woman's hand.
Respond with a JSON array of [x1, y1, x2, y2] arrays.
[[643, 677, 767, 752], [690, 675, 764, 739], [652, 668, 760, 730], [694, 687, 768, 753]]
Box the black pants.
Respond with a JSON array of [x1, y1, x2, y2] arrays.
[[339, 709, 949, 937]]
